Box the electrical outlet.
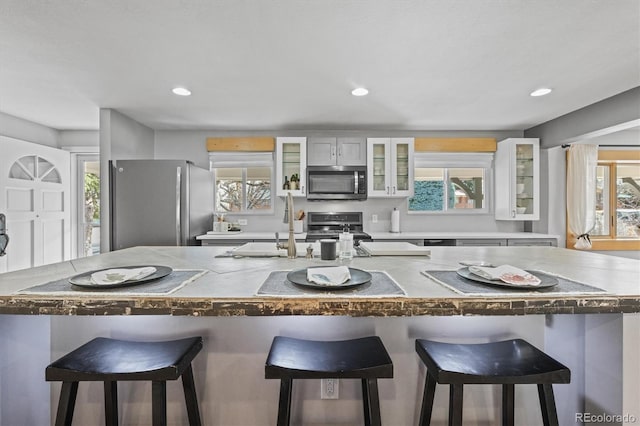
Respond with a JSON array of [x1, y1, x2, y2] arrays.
[[237, 219, 248, 225], [321, 378, 339, 399], [371, 214, 378, 223]]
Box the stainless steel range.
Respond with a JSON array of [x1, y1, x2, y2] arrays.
[[304, 212, 372, 246]]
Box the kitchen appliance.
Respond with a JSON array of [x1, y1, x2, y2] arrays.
[[305, 212, 372, 246], [306, 166, 367, 200], [110, 160, 213, 250]]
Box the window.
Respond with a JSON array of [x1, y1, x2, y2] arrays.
[[76, 155, 100, 257], [409, 153, 492, 213], [209, 152, 274, 214], [585, 150, 640, 250]]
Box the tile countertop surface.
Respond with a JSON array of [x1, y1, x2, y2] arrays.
[[0, 246, 638, 316], [196, 231, 559, 240]]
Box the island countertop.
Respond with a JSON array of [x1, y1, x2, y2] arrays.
[[0, 246, 638, 316]]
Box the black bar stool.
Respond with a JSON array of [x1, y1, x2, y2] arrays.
[[265, 336, 393, 426], [415, 338, 570, 426], [46, 336, 203, 426]]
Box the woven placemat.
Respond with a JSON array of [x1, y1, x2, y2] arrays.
[[256, 270, 406, 297], [17, 270, 208, 296], [422, 270, 606, 296]]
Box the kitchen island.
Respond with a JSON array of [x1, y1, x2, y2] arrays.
[[0, 246, 638, 425]]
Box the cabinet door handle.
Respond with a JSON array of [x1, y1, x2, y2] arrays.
[[386, 186, 390, 194], [338, 146, 342, 157], [393, 186, 396, 194], [512, 210, 516, 218], [331, 146, 336, 158], [301, 185, 304, 194]]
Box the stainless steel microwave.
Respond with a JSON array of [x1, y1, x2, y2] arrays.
[[306, 166, 367, 200]]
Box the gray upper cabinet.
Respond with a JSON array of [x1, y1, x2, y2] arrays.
[[307, 137, 367, 166]]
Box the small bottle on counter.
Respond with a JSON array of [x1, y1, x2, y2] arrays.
[[283, 176, 290, 190]]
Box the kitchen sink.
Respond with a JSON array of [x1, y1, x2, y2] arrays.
[[232, 242, 320, 257]]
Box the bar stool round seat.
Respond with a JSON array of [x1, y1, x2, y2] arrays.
[[265, 335, 393, 426], [415, 338, 570, 426], [46, 336, 203, 426]]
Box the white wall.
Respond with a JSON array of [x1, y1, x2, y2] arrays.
[[154, 129, 524, 234], [59, 129, 99, 147], [0, 111, 59, 148], [0, 315, 51, 426]]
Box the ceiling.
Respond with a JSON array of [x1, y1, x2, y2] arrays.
[[1, 1, 638, 132]]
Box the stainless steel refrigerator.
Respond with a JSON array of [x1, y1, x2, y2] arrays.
[[110, 159, 213, 250]]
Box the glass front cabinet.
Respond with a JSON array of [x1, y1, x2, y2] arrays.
[[367, 138, 414, 197], [494, 138, 540, 220], [276, 137, 307, 197]]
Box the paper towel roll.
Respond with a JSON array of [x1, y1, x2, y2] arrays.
[[391, 208, 400, 233]]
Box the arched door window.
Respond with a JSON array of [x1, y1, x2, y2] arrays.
[[9, 155, 62, 183]]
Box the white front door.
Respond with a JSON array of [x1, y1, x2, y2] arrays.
[[0, 136, 71, 273]]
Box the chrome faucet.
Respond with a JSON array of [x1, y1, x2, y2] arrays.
[[275, 192, 297, 259]]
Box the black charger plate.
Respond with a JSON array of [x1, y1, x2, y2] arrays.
[[69, 265, 173, 289], [456, 267, 558, 289], [287, 267, 372, 290]]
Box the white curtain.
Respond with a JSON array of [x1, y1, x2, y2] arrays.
[[566, 144, 598, 249]]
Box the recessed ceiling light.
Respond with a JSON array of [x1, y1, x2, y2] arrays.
[[351, 87, 369, 97], [172, 87, 191, 96], [530, 88, 552, 97]]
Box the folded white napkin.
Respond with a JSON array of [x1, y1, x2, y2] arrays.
[[468, 265, 541, 286], [90, 267, 157, 285], [306, 266, 351, 286]]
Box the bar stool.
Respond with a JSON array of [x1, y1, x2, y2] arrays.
[[265, 336, 393, 426], [46, 336, 203, 426], [415, 338, 570, 426]]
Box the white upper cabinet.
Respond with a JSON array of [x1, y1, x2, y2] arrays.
[[367, 138, 414, 197], [494, 138, 540, 220], [276, 137, 307, 197], [307, 137, 367, 166]]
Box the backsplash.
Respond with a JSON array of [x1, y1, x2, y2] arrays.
[[220, 197, 523, 234]]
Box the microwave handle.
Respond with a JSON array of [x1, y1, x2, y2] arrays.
[[354, 171, 358, 194]]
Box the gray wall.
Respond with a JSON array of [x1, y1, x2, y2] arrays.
[[99, 109, 155, 252], [525, 87, 640, 148], [525, 87, 640, 253], [154, 129, 525, 235]]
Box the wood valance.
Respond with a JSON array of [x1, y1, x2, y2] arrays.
[[414, 138, 496, 152], [206, 137, 275, 152]]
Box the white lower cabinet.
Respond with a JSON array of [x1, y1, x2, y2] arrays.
[[507, 238, 557, 247], [456, 239, 508, 246]]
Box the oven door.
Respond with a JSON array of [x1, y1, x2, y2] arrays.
[[306, 166, 367, 200]]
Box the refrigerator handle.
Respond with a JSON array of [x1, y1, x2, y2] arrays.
[[175, 167, 182, 246]]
